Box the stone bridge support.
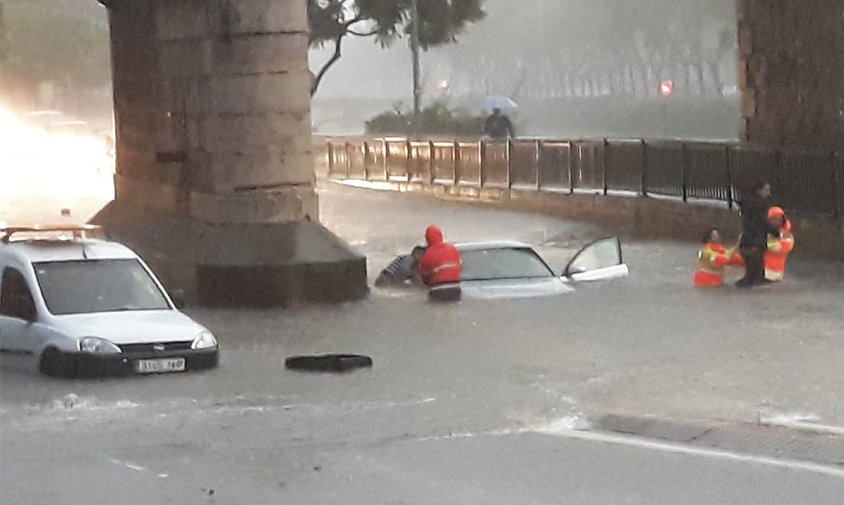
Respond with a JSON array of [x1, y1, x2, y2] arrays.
[[738, 0, 844, 150], [93, 0, 367, 307]]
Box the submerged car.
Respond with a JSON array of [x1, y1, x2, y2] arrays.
[[0, 225, 219, 377], [381, 237, 629, 300]]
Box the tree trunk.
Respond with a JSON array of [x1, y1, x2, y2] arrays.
[[410, 0, 422, 117]]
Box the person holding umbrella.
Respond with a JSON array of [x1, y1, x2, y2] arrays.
[[481, 96, 517, 139], [484, 107, 514, 139]]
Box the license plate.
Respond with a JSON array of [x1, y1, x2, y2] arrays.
[[135, 358, 186, 374]]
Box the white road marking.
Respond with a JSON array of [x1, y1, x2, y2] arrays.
[[533, 422, 844, 477], [107, 458, 150, 473], [106, 458, 169, 478], [410, 418, 844, 478], [760, 413, 844, 436]]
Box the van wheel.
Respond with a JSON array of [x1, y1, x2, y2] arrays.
[[39, 348, 72, 378]]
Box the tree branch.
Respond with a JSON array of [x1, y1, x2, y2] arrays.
[[349, 28, 378, 37], [311, 34, 344, 96], [310, 17, 366, 96], [343, 16, 364, 29]]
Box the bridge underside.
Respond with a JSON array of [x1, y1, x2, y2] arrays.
[[92, 0, 367, 307]]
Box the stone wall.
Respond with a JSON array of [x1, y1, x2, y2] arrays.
[[738, 0, 844, 150], [342, 180, 844, 262]]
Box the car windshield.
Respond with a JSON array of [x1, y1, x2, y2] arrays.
[[460, 247, 555, 281], [33, 259, 170, 315]]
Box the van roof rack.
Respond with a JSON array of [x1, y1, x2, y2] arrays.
[[0, 224, 102, 243]]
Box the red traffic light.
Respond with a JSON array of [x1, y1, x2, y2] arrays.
[[659, 80, 674, 97]]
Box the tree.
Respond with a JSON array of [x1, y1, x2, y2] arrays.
[[308, 0, 486, 96]]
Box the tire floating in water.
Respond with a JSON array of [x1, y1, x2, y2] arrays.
[[284, 354, 373, 373]]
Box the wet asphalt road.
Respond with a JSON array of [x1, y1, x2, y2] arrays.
[[3, 180, 844, 503]]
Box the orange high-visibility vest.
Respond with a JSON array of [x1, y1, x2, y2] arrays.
[[764, 209, 794, 282], [765, 233, 794, 282], [693, 243, 738, 287]]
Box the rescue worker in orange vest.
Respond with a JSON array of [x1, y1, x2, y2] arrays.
[[693, 228, 741, 287], [764, 206, 795, 282], [418, 225, 461, 286]]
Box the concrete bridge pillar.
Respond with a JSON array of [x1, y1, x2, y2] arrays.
[[93, 0, 368, 307], [738, 0, 844, 150]]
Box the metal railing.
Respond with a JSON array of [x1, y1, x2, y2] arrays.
[[323, 137, 844, 218]]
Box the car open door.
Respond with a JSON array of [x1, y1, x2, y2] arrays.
[[564, 237, 629, 282]]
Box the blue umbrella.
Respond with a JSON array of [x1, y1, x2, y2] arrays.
[[478, 95, 519, 111]]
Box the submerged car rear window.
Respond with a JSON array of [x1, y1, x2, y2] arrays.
[[33, 259, 170, 315], [460, 248, 554, 281]]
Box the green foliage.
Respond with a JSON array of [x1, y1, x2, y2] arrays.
[[308, 0, 485, 94], [307, 0, 349, 44], [413, 0, 484, 49], [366, 102, 484, 135], [309, 0, 485, 48]]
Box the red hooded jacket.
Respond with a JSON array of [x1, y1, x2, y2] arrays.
[[419, 225, 461, 286]]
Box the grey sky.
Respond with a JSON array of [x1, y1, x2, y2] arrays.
[[310, 0, 738, 101]]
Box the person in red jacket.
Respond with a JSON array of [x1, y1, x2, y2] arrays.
[[418, 225, 461, 286]]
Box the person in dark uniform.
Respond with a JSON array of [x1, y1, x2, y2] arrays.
[[483, 108, 514, 139], [374, 246, 427, 287], [736, 181, 776, 287]]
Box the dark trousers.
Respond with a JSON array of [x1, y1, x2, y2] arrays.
[[739, 245, 765, 285], [428, 285, 462, 302]]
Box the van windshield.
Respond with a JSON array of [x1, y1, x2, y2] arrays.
[[33, 259, 170, 315]]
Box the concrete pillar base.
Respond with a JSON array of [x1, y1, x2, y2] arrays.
[[90, 200, 368, 308]]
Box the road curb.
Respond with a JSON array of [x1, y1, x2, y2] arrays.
[[593, 413, 844, 466]]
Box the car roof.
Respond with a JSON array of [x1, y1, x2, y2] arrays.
[[455, 241, 533, 252], [1, 239, 138, 263]]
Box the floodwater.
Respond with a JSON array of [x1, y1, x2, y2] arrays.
[[3, 173, 844, 504]]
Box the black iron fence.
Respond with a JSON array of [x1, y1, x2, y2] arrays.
[[323, 137, 844, 218]]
